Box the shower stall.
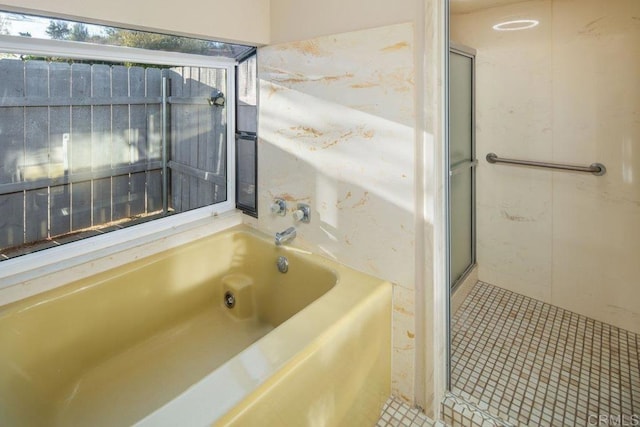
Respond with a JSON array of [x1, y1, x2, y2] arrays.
[[446, 0, 640, 425]]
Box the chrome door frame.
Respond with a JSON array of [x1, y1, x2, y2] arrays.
[[448, 44, 477, 293], [446, 39, 477, 390]]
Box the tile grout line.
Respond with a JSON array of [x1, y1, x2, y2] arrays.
[[448, 280, 640, 426]]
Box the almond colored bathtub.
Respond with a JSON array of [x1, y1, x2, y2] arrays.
[[0, 225, 391, 426]]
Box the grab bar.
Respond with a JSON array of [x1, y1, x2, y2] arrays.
[[486, 153, 606, 176]]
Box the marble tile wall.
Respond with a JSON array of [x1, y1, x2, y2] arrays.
[[454, 0, 555, 302], [451, 0, 640, 333], [257, 23, 418, 401]]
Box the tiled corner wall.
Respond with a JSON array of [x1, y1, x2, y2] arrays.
[[257, 24, 418, 401]]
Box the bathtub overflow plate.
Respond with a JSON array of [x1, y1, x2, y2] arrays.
[[224, 291, 236, 308], [277, 256, 289, 273]]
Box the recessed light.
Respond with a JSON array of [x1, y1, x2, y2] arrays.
[[492, 19, 539, 31]]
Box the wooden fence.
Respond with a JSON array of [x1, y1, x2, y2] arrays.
[[0, 58, 227, 251], [168, 66, 227, 213]]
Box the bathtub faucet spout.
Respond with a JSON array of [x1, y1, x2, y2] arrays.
[[275, 227, 296, 246]]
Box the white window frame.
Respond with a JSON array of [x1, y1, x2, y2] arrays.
[[0, 35, 240, 293]]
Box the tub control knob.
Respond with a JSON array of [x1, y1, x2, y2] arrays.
[[293, 204, 310, 223], [270, 198, 287, 216]]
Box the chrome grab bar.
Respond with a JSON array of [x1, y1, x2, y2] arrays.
[[486, 153, 606, 176]]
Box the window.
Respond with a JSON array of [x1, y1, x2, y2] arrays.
[[0, 11, 257, 260], [236, 54, 258, 216]]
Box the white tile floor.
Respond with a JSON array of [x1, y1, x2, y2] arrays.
[[376, 396, 444, 427], [381, 281, 640, 427], [447, 281, 640, 426]]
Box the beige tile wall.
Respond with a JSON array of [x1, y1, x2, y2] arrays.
[[257, 23, 418, 401], [452, 0, 640, 333]]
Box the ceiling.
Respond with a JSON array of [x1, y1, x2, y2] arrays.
[[450, 0, 536, 14]]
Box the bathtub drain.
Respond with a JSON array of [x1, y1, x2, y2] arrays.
[[224, 291, 236, 308]]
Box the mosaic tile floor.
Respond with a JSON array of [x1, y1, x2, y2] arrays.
[[450, 281, 640, 426], [377, 396, 443, 427]]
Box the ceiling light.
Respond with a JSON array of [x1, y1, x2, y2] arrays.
[[492, 19, 539, 31]]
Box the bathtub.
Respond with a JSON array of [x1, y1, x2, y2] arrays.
[[0, 224, 391, 426]]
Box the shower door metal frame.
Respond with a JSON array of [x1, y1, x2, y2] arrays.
[[448, 43, 477, 292], [446, 40, 477, 391]]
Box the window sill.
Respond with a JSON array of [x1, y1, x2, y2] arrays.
[[0, 206, 243, 307]]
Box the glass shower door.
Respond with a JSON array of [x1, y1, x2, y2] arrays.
[[449, 47, 476, 290]]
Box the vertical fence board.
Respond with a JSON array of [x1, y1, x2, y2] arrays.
[[129, 173, 145, 215], [24, 61, 50, 242], [146, 171, 162, 212], [49, 62, 71, 237], [195, 67, 212, 206], [200, 68, 215, 206], [0, 112, 24, 184], [180, 67, 194, 210], [91, 64, 112, 225], [167, 69, 176, 211], [111, 65, 130, 220], [71, 63, 93, 231], [213, 68, 225, 203], [129, 67, 146, 216], [170, 69, 183, 211], [0, 60, 25, 249], [0, 193, 24, 250], [146, 68, 162, 212], [187, 67, 200, 210], [214, 69, 227, 202]]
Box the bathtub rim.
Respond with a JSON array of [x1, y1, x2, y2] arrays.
[[0, 209, 244, 308]]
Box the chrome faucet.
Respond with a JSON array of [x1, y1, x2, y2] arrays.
[[275, 227, 296, 246]]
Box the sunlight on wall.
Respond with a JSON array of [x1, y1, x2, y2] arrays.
[[257, 22, 421, 405], [260, 82, 414, 214]]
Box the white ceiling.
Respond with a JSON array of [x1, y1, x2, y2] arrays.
[[450, 0, 535, 14]]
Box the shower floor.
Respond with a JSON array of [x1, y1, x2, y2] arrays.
[[448, 281, 639, 426]]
